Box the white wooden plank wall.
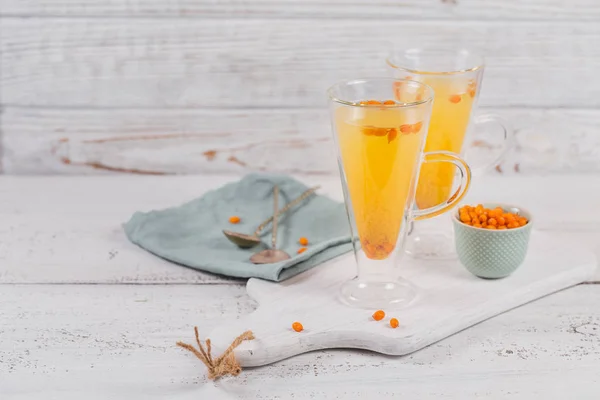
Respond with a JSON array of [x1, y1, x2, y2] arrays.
[[1, 1, 599, 175]]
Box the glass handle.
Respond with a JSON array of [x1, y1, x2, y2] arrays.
[[412, 151, 472, 220], [469, 114, 514, 177]]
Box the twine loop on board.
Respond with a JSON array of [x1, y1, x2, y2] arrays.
[[177, 327, 254, 380]]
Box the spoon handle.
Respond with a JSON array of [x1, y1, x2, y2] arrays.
[[254, 186, 320, 236], [271, 186, 280, 250]]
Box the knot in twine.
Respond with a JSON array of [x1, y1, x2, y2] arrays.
[[177, 327, 254, 380]]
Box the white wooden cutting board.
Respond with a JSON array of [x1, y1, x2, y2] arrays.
[[207, 231, 596, 367]]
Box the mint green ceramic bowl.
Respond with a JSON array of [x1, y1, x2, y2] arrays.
[[452, 203, 533, 279]]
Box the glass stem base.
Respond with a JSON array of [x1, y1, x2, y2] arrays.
[[340, 277, 418, 309], [405, 220, 458, 260]]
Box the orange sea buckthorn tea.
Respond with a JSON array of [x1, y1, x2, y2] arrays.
[[413, 76, 478, 209], [335, 100, 425, 260], [387, 49, 512, 259], [388, 50, 482, 209], [328, 79, 472, 309]]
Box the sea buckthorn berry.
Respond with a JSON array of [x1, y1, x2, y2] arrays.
[[460, 214, 471, 223], [488, 218, 498, 227], [364, 243, 377, 258], [388, 129, 398, 143], [359, 101, 368, 105], [229, 216, 241, 224], [498, 226, 507, 230], [383, 100, 396, 105], [299, 237, 309, 246], [497, 216, 506, 226], [518, 218, 528, 226], [449, 94, 462, 104], [390, 318, 399, 329], [469, 89, 476, 98], [362, 127, 376, 136], [486, 225, 497, 230], [373, 128, 388, 137], [412, 121, 423, 133], [479, 214, 488, 223], [367, 100, 382, 105], [473, 223, 482, 228], [400, 124, 412, 133], [292, 322, 303, 332], [383, 242, 395, 253], [297, 247, 307, 254], [372, 310, 385, 321]]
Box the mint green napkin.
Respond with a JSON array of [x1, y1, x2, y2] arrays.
[[123, 174, 353, 281]]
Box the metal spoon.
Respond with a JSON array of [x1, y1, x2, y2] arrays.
[[223, 186, 319, 248], [250, 185, 291, 264]]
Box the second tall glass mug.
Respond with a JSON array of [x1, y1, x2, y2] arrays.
[[328, 79, 472, 308], [387, 48, 513, 259]]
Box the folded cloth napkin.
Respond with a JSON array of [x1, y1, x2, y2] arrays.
[[124, 173, 353, 281]]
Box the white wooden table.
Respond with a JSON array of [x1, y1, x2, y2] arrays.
[[2, 174, 600, 399]]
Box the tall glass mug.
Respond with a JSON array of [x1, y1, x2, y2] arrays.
[[327, 78, 472, 308], [387, 48, 513, 259]]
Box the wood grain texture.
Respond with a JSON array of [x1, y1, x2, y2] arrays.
[[0, 174, 599, 285], [0, 107, 337, 175], [2, 19, 599, 108], [3, 107, 600, 175], [3, 283, 600, 398], [2, 0, 599, 20], [0, 175, 242, 284]]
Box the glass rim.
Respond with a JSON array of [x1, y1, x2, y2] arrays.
[[386, 48, 484, 75], [326, 78, 434, 108]]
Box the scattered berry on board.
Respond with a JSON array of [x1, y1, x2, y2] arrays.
[[372, 310, 385, 321], [292, 322, 304, 332]]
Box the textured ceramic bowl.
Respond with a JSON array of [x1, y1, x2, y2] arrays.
[[452, 203, 533, 279]]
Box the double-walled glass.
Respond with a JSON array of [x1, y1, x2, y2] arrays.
[[328, 78, 472, 308], [387, 48, 513, 259]]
